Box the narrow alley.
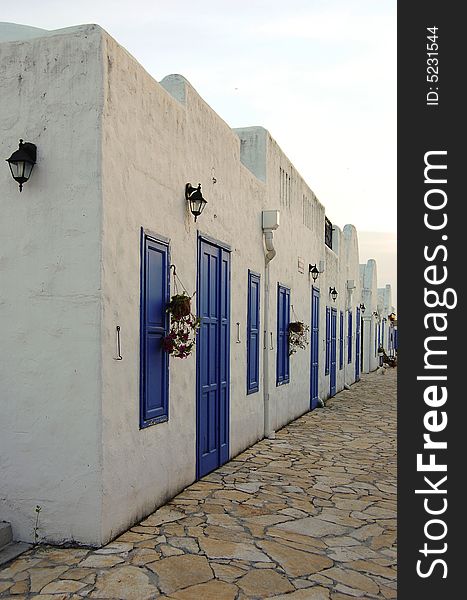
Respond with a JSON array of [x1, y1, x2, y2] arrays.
[[0, 370, 396, 599]]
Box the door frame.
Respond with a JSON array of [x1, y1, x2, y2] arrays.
[[196, 234, 231, 480], [355, 306, 361, 381], [310, 286, 320, 409], [330, 307, 337, 397]]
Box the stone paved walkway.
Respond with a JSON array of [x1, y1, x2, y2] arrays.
[[0, 369, 397, 599]]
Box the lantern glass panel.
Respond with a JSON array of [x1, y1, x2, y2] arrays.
[[23, 161, 34, 179], [191, 197, 206, 217], [9, 161, 24, 179]]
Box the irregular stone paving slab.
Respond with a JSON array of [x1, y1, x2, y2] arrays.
[[236, 568, 294, 596], [78, 554, 125, 568], [0, 369, 396, 599], [94, 542, 133, 554], [116, 531, 156, 543], [0, 582, 12, 594], [273, 587, 331, 599], [129, 548, 161, 565], [267, 528, 327, 550], [211, 563, 245, 581], [160, 544, 184, 557], [276, 516, 349, 537], [259, 540, 333, 577], [347, 560, 396, 580], [33, 548, 89, 564], [9, 578, 29, 594], [147, 554, 213, 594], [198, 537, 270, 562], [29, 566, 69, 592], [61, 568, 96, 580], [0, 559, 43, 580], [40, 579, 87, 594], [140, 508, 185, 527], [166, 536, 200, 553], [167, 579, 238, 599], [322, 567, 380, 595], [89, 566, 158, 599], [350, 524, 384, 541], [324, 536, 361, 547]]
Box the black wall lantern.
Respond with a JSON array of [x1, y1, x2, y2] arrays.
[[185, 183, 207, 222], [309, 264, 319, 282], [6, 139, 37, 192], [329, 286, 338, 302], [359, 303, 366, 313]]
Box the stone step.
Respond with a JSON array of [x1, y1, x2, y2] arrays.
[[0, 523, 32, 567], [0, 542, 32, 567], [0, 522, 12, 549]]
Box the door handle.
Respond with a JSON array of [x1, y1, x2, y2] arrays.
[[236, 322, 241, 343], [270, 332, 274, 350], [114, 325, 123, 360]]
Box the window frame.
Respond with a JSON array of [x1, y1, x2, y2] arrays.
[[139, 230, 170, 429], [276, 284, 291, 386], [247, 270, 261, 395]]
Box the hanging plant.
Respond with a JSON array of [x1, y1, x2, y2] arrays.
[[288, 321, 309, 356], [166, 293, 192, 319], [288, 321, 305, 334], [162, 268, 201, 359], [163, 293, 200, 359]]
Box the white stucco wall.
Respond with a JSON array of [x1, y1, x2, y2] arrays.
[[378, 284, 394, 352], [98, 33, 371, 540], [360, 260, 379, 373], [0, 25, 104, 544], [99, 36, 268, 542], [340, 225, 363, 388]]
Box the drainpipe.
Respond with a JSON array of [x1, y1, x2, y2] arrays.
[[262, 211, 280, 440], [344, 279, 355, 390]]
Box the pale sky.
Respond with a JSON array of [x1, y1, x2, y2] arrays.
[[2, 0, 397, 298]]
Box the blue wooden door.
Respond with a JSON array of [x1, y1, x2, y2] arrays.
[[197, 238, 230, 478], [330, 308, 337, 397], [355, 306, 361, 381], [310, 287, 320, 409]]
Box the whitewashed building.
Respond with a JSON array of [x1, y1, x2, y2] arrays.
[[377, 284, 396, 354], [0, 23, 392, 546], [359, 260, 379, 373]]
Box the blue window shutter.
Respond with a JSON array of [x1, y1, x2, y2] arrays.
[[276, 284, 290, 385], [247, 271, 260, 394], [140, 233, 169, 427], [284, 288, 290, 381], [348, 310, 353, 364], [325, 307, 330, 375], [339, 310, 344, 369]]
